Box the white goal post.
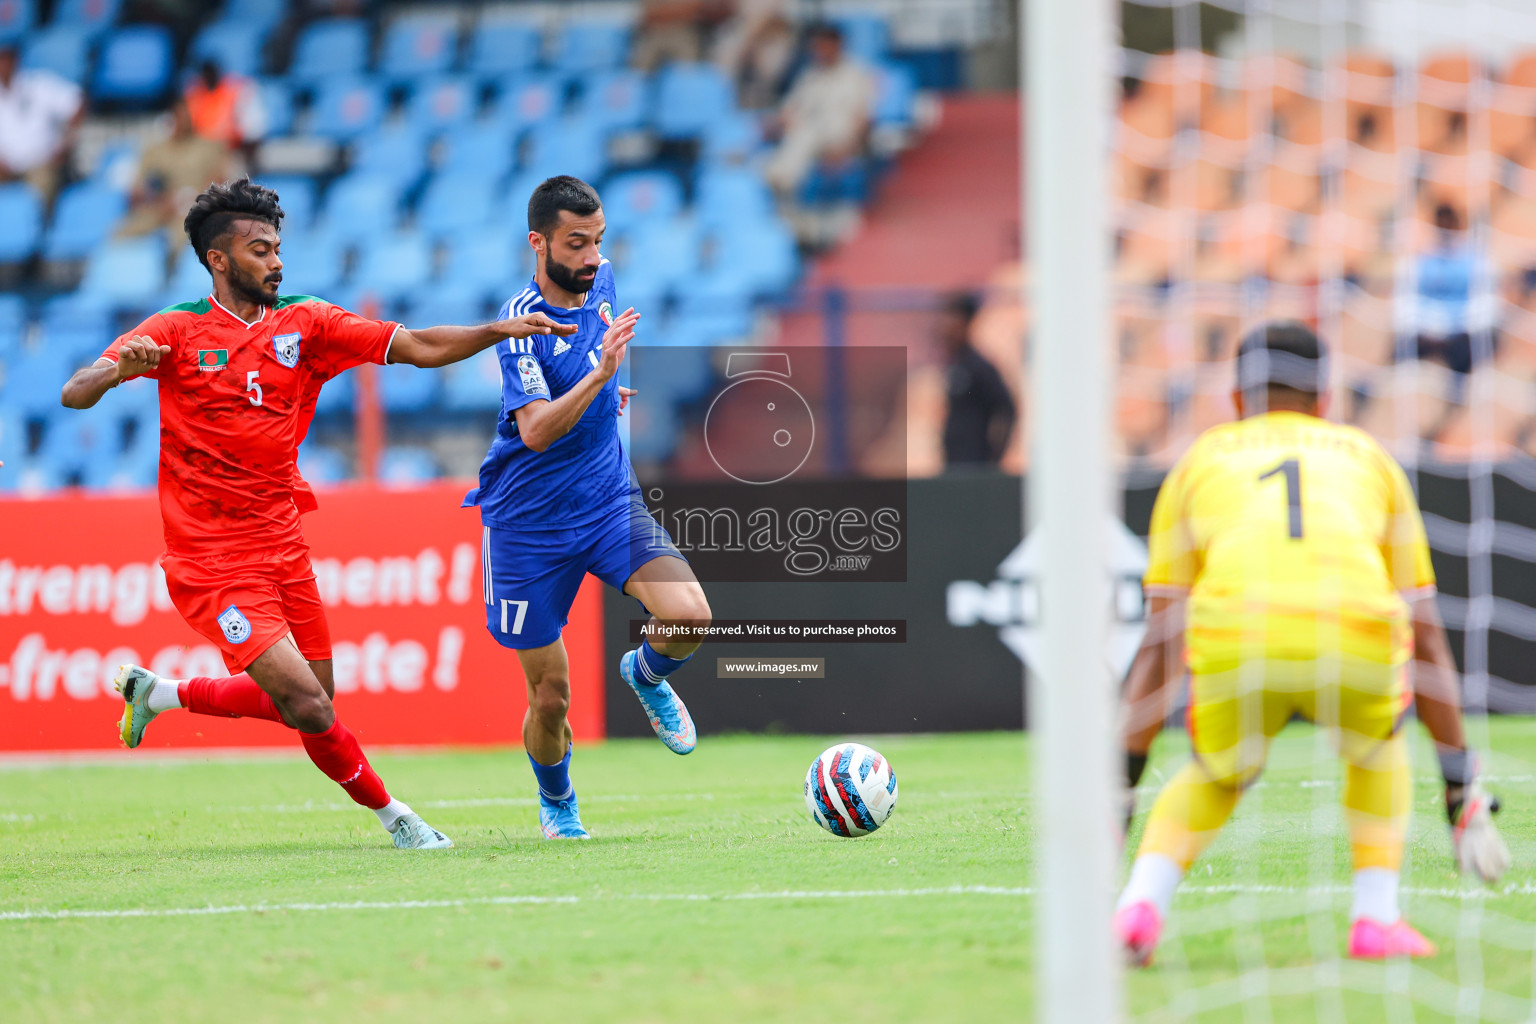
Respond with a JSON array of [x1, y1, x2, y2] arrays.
[[1023, 0, 1122, 1021]]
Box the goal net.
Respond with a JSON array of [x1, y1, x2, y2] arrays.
[[1092, 0, 1536, 1018]]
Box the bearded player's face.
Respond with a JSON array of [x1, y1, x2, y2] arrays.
[[221, 219, 283, 308], [539, 208, 605, 296]]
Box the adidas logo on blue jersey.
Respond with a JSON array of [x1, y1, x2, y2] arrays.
[[552, 339, 572, 356]]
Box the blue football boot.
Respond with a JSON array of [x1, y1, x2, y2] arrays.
[[539, 794, 591, 839], [620, 649, 697, 754]]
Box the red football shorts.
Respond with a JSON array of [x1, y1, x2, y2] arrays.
[[161, 545, 333, 673]]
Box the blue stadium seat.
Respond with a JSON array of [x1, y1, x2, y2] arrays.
[[438, 227, 518, 299], [297, 440, 348, 484], [254, 78, 294, 136], [0, 0, 34, 42], [437, 120, 515, 178], [379, 445, 440, 485], [189, 20, 265, 78], [23, 25, 88, 82], [0, 183, 42, 262], [575, 69, 646, 131], [441, 347, 504, 411], [417, 171, 503, 239], [354, 229, 432, 294], [349, 123, 428, 189], [256, 174, 317, 231], [288, 17, 368, 83], [518, 119, 608, 184], [52, 0, 118, 40], [377, 363, 439, 413], [273, 229, 345, 295], [307, 77, 384, 141], [41, 293, 111, 333], [602, 170, 684, 227], [0, 413, 27, 491], [3, 344, 75, 415], [621, 392, 679, 464], [728, 218, 798, 293], [626, 216, 702, 294], [158, 253, 213, 308], [873, 61, 917, 128], [490, 76, 563, 131], [42, 183, 126, 262], [695, 166, 775, 228], [78, 236, 167, 307], [836, 14, 890, 62], [0, 295, 25, 359], [320, 172, 403, 240], [552, 16, 630, 74], [406, 75, 478, 132], [223, 0, 288, 36], [652, 62, 735, 140], [93, 25, 173, 105], [701, 111, 762, 163], [467, 16, 543, 77], [381, 10, 459, 81], [312, 370, 353, 415]]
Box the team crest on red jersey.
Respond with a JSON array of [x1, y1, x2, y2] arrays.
[[598, 301, 613, 326], [197, 349, 228, 371], [273, 331, 301, 368]]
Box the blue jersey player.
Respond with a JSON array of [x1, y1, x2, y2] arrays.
[[465, 176, 713, 839]]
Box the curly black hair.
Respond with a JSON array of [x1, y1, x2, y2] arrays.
[[183, 178, 285, 271]]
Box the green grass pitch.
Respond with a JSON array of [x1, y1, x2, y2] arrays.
[[4, 722, 1536, 1022]]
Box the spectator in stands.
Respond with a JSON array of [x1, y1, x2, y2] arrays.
[[713, 0, 796, 109], [763, 22, 876, 199], [1407, 203, 1496, 375], [632, 0, 733, 73], [185, 60, 266, 152], [940, 293, 1016, 468], [118, 98, 240, 258], [0, 41, 84, 208]]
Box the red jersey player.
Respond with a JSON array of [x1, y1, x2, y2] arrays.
[[59, 178, 576, 849]]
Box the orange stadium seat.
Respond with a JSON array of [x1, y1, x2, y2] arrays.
[[1416, 52, 1479, 155], [1342, 53, 1397, 151]]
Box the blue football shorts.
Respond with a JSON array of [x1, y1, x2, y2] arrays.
[[481, 498, 687, 650]]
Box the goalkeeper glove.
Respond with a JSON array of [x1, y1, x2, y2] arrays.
[[1440, 748, 1511, 884]]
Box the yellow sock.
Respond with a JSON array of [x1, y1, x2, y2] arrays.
[[1137, 760, 1242, 869], [1344, 733, 1411, 872]]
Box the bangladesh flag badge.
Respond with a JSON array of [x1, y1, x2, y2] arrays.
[[197, 349, 229, 372], [598, 301, 613, 326]]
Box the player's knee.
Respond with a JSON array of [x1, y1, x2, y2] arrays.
[[529, 680, 571, 722], [280, 687, 334, 733], [667, 587, 711, 630]]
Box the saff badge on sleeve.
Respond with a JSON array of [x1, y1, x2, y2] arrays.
[[273, 332, 301, 368]]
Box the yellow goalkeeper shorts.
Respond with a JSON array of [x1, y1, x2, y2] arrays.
[[1185, 655, 1412, 787]]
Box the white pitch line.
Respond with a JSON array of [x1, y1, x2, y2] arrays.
[[0, 885, 1028, 923], [9, 881, 1536, 925]]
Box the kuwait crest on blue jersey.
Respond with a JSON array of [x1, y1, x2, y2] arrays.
[[273, 331, 301, 368], [598, 301, 613, 326]]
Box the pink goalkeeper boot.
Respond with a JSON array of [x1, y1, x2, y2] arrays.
[[1348, 917, 1438, 959], [1114, 900, 1164, 967]]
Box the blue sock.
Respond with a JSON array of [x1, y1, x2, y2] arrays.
[[529, 746, 573, 803], [635, 640, 689, 686]]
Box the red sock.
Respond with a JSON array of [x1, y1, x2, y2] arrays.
[[299, 719, 391, 810], [178, 675, 287, 724]]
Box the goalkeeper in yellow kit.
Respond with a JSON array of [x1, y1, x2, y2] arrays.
[[1114, 323, 1510, 966]]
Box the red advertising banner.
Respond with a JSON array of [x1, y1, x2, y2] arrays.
[[0, 484, 605, 751]]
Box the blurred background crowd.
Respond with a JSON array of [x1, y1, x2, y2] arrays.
[[3, 0, 1535, 497]]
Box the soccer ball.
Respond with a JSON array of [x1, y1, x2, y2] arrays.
[[804, 742, 898, 837]]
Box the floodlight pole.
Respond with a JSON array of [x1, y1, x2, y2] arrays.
[[1023, 0, 1121, 1021]]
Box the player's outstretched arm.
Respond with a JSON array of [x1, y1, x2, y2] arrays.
[[388, 313, 577, 369], [60, 337, 170, 410], [1121, 594, 1185, 827], [1410, 593, 1512, 882], [515, 308, 640, 452]]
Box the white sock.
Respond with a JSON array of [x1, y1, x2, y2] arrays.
[[146, 679, 184, 713], [1118, 853, 1183, 918], [1350, 868, 1400, 924], [373, 798, 413, 831]]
